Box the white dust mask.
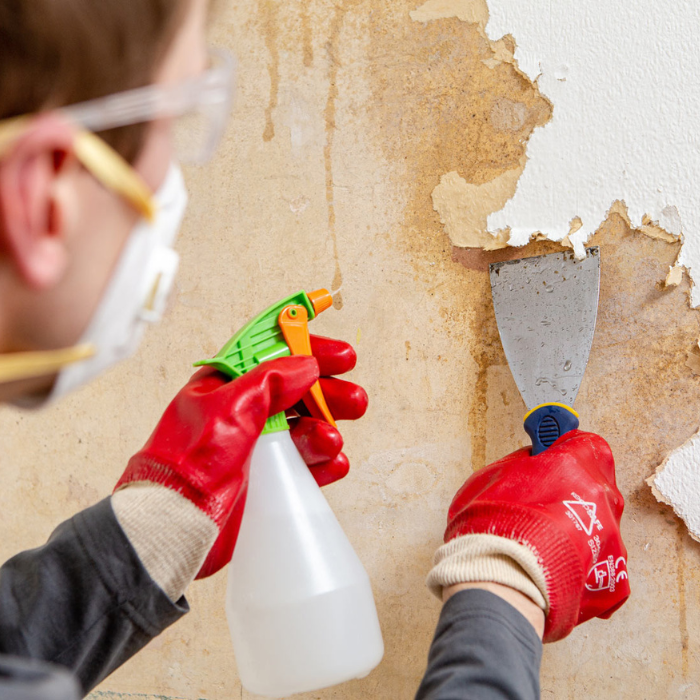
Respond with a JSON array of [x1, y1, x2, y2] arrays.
[[37, 162, 188, 406]]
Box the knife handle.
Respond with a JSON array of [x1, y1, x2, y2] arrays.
[[524, 403, 580, 456]]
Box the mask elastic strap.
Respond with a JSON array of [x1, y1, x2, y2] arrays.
[[0, 116, 156, 221], [0, 344, 95, 384]]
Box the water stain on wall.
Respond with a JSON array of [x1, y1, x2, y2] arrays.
[[366, 7, 550, 470], [260, 0, 280, 142], [370, 16, 550, 192], [323, 2, 359, 310], [677, 520, 690, 678], [300, 3, 314, 68]]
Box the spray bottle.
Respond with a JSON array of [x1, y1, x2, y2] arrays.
[[195, 289, 384, 698]]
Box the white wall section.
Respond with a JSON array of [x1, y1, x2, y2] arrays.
[[484, 1, 700, 303]]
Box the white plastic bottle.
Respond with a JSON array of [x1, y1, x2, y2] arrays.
[[226, 430, 384, 698]]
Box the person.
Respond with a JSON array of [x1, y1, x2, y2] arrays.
[[415, 429, 631, 699], [0, 3, 631, 700], [0, 1, 367, 697]]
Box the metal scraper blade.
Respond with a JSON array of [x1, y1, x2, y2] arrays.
[[489, 247, 600, 410]]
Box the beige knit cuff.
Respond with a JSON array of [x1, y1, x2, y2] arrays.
[[112, 483, 218, 602], [426, 533, 549, 612]]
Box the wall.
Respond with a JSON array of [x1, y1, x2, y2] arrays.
[[1, 1, 699, 698]]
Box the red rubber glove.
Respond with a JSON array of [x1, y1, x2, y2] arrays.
[[444, 430, 629, 642], [115, 356, 319, 577], [195, 335, 368, 578]]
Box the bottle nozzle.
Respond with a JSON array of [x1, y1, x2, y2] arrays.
[[308, 289, 333, 316]]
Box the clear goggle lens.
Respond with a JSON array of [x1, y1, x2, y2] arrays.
[[172, 101, 228, 165]]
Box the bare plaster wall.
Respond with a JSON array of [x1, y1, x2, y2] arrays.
[[0, 1, 699, 698]]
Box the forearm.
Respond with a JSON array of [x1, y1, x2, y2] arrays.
[[416, 589, 543, 700], [417, 534, 546, 699], [0, 498, 186, 693], [443, 583, 545, 639]]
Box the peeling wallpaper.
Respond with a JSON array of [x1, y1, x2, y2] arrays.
[[482, 0, 700, 299], [415, 0, 700, 546], [466, 0, 700, 544]]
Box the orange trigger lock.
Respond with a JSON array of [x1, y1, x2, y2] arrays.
[[278, 303, 337, 428]]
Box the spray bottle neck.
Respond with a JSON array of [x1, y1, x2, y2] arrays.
[[262, 412, 291, 435]]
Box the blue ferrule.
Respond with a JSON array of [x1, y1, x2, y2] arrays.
[[524, 403, 579, 456]]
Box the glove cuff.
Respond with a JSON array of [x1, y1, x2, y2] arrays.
[[112, 483, 218, 601], [426, 534, 548, 611], [116, 453, 236, 528], [448, 503, 585, 642]]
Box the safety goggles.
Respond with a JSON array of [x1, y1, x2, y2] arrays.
[[61, 47, 236, 166], [0, 47, 235, 220]]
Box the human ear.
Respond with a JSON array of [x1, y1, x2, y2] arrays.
[[0, 115, 76, 290]]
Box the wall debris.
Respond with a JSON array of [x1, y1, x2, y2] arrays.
[[416, 0, 700, 301], [431, 168, 520, 249], [649, 432, 700, 543], [666, 264, 685, 288]]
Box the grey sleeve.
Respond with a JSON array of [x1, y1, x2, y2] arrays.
[[0, 656, 80, 700], [0, 497, 188, 695], [415, 589, 542, 700]]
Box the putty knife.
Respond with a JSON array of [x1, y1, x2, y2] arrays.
[[489, 247, 600, 455]]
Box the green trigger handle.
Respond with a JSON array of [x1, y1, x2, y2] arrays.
[[193, 289, 335, 435]]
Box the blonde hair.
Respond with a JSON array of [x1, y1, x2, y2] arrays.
[[0, 0, 190, 162]]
